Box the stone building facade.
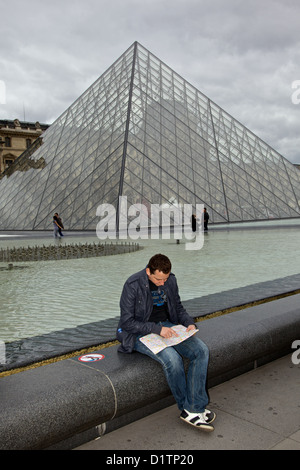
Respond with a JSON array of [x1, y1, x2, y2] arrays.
[[0, 119, 49, 174]]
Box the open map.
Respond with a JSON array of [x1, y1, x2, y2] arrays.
[[139, 324, 199, 354]]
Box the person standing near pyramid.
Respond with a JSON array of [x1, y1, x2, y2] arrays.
[[53, 212, 63, 238], [191, 213, 197, 232], [203, 208, 209, 231], [56, 213, 64, 237]]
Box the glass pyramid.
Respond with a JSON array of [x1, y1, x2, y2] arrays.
[[0, 41, 300, 231]]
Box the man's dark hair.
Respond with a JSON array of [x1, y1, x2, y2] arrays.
[[148, 254, 171, 274]]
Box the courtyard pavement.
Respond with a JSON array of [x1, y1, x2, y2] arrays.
[[75, 354, 300, 451]]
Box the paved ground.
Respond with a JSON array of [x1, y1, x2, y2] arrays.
[[75, 354, 300, 451]]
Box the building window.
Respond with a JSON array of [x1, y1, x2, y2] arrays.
[[5, 137, 11, 147], [4, 159, 14, 168], [26, 138, 31, 148]]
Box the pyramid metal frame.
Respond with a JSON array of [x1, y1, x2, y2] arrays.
[[0, 41, 300, 231]]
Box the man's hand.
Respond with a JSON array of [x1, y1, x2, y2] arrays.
[[186, 324, 196, 332], [160, 327, 179, 338]]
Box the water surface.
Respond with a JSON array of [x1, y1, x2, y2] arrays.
[[0, 220, 299, 342]]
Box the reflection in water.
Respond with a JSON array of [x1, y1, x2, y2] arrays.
[[0, 221, 300, 342]]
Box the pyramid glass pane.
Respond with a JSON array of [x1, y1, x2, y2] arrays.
[[0, 42, 299, 231]]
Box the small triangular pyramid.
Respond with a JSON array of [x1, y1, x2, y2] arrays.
[[0, 41, 300, 230]]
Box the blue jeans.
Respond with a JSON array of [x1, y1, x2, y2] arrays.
[[134, 321, 210, 413], [53, 225, 61, 238]]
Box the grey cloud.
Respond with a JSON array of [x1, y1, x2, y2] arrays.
[[0, 0, 300, 163]]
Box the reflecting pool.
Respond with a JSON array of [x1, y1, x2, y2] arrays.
[[0, 220, 300, 342]]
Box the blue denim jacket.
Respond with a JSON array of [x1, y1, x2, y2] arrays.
[[116, 268, 195, 353]]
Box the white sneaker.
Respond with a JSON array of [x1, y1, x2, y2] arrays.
[[180, 409, 215, 432], [204, 408, 216, 424]]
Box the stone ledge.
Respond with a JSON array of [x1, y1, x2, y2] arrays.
[[0, 294, 299, 450], [3, 272, 300, 373]]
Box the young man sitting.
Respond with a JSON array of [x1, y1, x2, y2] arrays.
[[117, 253, 216, 431]]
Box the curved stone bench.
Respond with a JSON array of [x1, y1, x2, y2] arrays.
[[0, 294, 299, 450]]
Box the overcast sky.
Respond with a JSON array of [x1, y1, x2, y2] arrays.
[[1, 0, 300, 163]]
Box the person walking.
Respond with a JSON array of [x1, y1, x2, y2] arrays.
[[53, 213, 63, 238], [56, 213, 64, 237]]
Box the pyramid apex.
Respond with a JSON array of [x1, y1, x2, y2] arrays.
[[0, 43, 299, 230]]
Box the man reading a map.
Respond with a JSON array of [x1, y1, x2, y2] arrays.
[[116, 253, 216, 431]]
